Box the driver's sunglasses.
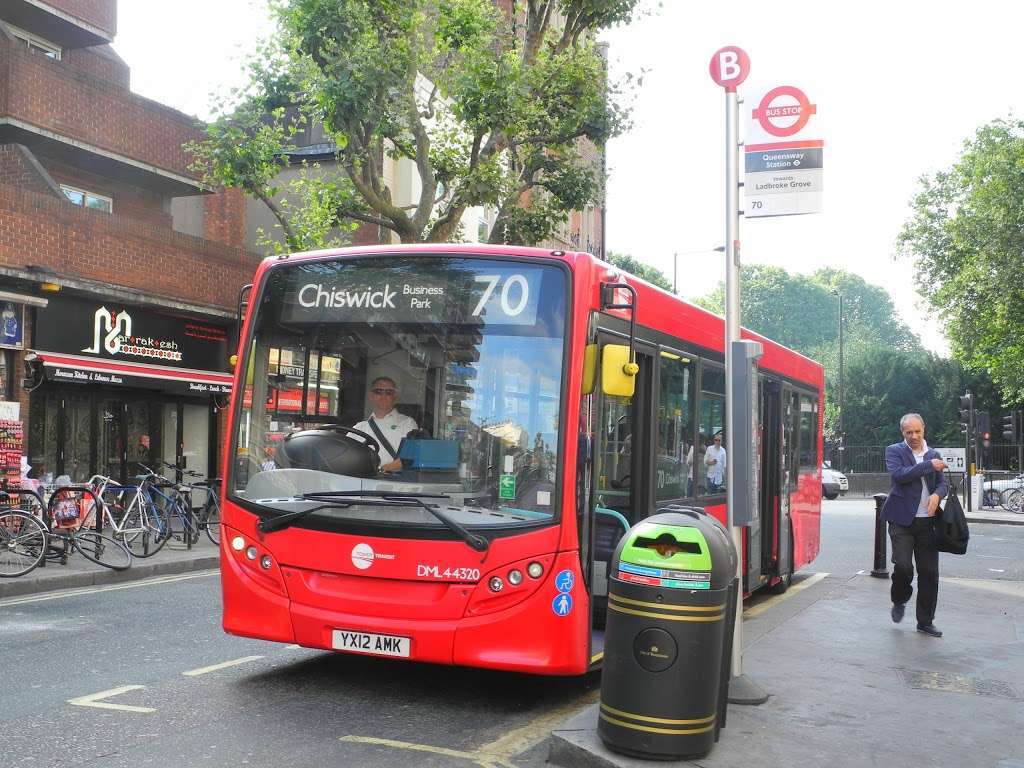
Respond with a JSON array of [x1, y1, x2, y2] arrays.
[[371, 388, 397, 396]]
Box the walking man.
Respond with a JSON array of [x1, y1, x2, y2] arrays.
[[882, 413, 948, 637]]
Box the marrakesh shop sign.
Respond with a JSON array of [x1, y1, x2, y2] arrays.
[[35, 296, 230, 372]]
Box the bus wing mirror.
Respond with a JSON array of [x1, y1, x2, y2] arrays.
[[602, 344, 638, 397], [582, 344, 597, 395]]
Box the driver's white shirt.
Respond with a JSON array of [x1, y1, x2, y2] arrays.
[[353, 408, 417, 464]]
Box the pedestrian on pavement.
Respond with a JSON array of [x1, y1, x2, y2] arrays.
[[881, 413, 948, 637]]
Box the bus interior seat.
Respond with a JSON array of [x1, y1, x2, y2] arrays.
[[592, 506, 630, 628]]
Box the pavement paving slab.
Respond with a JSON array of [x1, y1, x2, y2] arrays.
[[549, 572, 1024, 768]]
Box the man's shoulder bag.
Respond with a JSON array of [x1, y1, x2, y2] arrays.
[[933, 479, 970, 555]]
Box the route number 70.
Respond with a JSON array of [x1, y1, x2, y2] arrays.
[[473, 274, 530, 317]]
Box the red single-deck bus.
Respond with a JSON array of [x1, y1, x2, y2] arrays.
[[221, 244, 823, 674]]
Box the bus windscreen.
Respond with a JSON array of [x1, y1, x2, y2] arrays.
[[230, 255, 568, 536]]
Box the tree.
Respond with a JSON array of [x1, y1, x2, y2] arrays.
[[189, 0, 641, 251], [694, 265, 925, 447], [899, 117, 1024, 406], [605, 251, 672, 291], [693, 265, 920, 357]]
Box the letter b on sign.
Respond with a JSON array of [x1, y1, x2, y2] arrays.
[[709, 46, 750, 91]]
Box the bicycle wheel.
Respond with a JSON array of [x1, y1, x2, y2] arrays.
[[118, 502, 161, 558], [72, 530, 132, 571], [134, 501, 170, 557], [1001, 488, 1023, 514], [203, 496, 221, 546], [0, 511, 48, 577]]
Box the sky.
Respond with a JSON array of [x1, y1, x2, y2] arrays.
[[114, 0, 1024, 355]]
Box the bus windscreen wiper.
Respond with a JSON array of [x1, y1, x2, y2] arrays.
[[258, 491, 490, 553]]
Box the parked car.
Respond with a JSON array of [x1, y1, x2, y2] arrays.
[[821, 461, 848, 500], [982, 473, 1024, 510]]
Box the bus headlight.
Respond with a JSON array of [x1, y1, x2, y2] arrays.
[[231, 536, 246, 551], [527, 562, 544, 579], [245, 546, 258, 560], [488, 576, 504, 592], [507, 569, 523, 586]]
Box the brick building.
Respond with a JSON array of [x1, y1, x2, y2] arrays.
[[0, 0, 257, 486]]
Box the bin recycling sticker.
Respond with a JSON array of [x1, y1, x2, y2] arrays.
[[552, 569, 574, 616], [618, 562, 711, 590]]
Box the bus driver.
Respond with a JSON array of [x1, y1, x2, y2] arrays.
[[352, 376, 417, 472]]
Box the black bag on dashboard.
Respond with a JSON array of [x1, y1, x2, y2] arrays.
[[933, 481, 969, 555]]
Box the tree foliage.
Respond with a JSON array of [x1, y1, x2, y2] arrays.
[[899, 117, 1024, 406], [694, 265, 926, 446], [189, 0, 642, 250], [840, 348, 982, 447], [605, 251, 672, 291], [693, 265, 920, 357]]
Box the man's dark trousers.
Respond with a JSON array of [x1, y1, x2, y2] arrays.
[[889, 518, 939, 624]]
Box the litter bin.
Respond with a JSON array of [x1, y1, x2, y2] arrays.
[[597, 508, 738, 760]]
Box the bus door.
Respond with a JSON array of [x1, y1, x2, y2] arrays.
[[759, 380, 789, 587], [776, 388, 801, 587], [588, 339, 653, 633]]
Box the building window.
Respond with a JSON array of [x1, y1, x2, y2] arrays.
[[0, 349, 13, 401], [6, 23, 61, 60], [60, 184, 113, 214]]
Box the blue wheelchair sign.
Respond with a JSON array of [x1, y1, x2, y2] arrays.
[[555, 569, 574, 593]]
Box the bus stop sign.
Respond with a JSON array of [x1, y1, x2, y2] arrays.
[[709, 46, 750, 91]]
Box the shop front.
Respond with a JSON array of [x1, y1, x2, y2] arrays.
[[27, 295, 233, 485]]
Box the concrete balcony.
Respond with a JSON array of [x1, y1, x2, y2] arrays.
[[3, 0, 115, 48], [0, 38, 205, 196]]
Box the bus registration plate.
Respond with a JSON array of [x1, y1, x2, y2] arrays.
[[331, 629, 410, 658]]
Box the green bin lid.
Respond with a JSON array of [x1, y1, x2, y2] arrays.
[[610, 508, 737, 589], [618, 522, 712, 571]]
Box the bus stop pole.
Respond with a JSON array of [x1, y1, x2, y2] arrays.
[[723, 78, 767, 707]]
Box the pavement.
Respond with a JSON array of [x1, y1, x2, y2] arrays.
[[0, 531, 220, 598]]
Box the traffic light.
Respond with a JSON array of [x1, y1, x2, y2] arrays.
[[958, 393, 974, 426], [1005, 411, 1021, 443], [977, 411, 990, 441]]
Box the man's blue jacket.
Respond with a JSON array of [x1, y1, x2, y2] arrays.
[[881, 442, 949, 526]]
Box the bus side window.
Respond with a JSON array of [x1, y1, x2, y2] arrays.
[[655, 351, 694, 500], [697, 365, 726, 497]]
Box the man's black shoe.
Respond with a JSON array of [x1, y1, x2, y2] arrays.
[[917, 623, 943, 637], [891, 603, 905, 623]]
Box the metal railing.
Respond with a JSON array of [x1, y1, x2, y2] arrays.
[[834, 443, 1024, 475]]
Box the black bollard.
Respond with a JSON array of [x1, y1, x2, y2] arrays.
[[871, 493, 889, 578]]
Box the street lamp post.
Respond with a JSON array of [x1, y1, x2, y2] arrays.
[[832, 290, 844, 471]]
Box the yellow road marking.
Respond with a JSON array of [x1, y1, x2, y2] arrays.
[[183, 655, 264, 677], [341, 688, 600, 767], [743, 572, 829, 618], [68, 685, 155, 714], [0, 570, 217, 608]]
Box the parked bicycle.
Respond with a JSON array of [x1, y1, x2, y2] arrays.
[[0, 486, 48, 578], [85, 473, 169, 557], [138, 464, 199, 549], [158, 461, 220, 546], [45, 485, 132, 571]]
